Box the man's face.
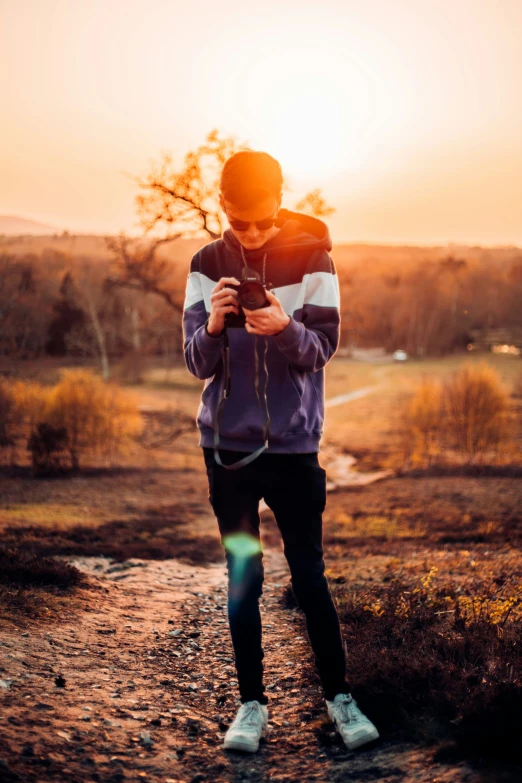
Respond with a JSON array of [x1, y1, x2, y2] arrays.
[[220, 193, 281, 250]]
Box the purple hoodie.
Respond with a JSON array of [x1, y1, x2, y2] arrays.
[[182, 209, 341, 454]]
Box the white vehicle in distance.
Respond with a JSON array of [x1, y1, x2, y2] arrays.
[[392, 350, 408, 362]]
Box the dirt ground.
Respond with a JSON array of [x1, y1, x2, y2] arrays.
[[3, 460, 517, 782], [0, 543, 487, 783]]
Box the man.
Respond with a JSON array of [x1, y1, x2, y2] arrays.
[[182, 150, 379, 753]]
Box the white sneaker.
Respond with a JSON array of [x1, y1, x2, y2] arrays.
[[223, 699, 269, 753], [326, 693, 379, 750]]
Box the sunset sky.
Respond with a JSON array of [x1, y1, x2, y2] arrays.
[[1, 0, 521, 245]]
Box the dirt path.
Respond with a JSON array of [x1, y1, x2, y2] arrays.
[[1, 548, 482, 783]]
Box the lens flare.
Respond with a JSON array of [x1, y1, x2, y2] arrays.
[[222, 532, 264, 605], [223, 531, 263, 558]]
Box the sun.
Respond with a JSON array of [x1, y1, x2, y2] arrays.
[[237, 46, 376, 181]]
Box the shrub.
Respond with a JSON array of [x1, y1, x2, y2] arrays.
[[19, 378, 53, 434], [1, 370, 142, 471], [27, 421, 69, 476], [441, 361, 512, 465], [397, 377, 444, 469], [41, 368, 143, 469], [398, 362, 513, 469], [0, 378, 53, 466]]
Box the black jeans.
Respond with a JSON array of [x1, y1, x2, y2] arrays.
[[202, 447, 351, 705]]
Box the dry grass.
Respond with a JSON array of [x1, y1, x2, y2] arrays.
[[280, 533, 522, 765], [0, 502, 113, 528]]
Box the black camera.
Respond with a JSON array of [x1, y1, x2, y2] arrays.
[[224, 267, 273, 329]]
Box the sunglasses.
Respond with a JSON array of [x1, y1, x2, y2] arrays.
[[225, 210, 280, 232]]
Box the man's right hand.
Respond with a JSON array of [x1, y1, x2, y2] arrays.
[[207, 277, 241, 335]]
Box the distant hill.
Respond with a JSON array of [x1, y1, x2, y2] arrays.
[[1, 229, 520, 271], [0, 215, 60, 236], [0, 231, 208, 266]]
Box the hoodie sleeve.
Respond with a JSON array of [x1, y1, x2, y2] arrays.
[[183, 263, 225, 380], [274, 251, 340, 372]]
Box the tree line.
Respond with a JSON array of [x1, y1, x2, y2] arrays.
[[1, 128, 521, 378], [1, 240, 521, 377]]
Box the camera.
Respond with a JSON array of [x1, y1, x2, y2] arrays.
[[224, 267, 273, 329]]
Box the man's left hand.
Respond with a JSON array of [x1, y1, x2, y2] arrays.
[[243, 289, 292, 336]]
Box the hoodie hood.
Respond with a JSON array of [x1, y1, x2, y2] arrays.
[[221, 208, 332, 265]]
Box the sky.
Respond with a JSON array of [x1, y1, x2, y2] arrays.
[[1, 0, 521, 245]]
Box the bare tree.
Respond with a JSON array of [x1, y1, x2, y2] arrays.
[[103, 129, 248, 315], [105, 128, 335, 314], [133, 128, 245, 240], [295, 187, 335, 218], [62, 262, 119, 380], [105, 234, 184, 314]]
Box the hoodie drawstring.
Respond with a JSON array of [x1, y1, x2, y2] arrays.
[[212, 248, 271, 471]]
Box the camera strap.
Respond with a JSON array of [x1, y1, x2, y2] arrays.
[[212, 327, 271, 470]]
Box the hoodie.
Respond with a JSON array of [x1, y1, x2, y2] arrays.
[[182, 208, 341, 454]]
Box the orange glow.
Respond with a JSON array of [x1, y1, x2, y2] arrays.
[[1, 0, 521, 245]]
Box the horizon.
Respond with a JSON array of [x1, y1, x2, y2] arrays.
[[2, 214, 521, 251], [2, 0, 521, 246]]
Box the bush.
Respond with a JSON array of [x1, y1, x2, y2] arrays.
[[397, 378, 444, 469], [0, 369, 143, 471], [441, 361, 512, 465], [0, 377, 53, 466], [27, 421, 69, 476], [398, 362, 513, 468], [43, 368, 143, 469]]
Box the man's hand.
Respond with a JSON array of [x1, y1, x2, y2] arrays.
[[243, 289, 292, 336], [207, 276, 241, 335]]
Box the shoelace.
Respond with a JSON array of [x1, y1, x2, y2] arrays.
[[233, 701, 263, 729], [333, 695, 363, 725]]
